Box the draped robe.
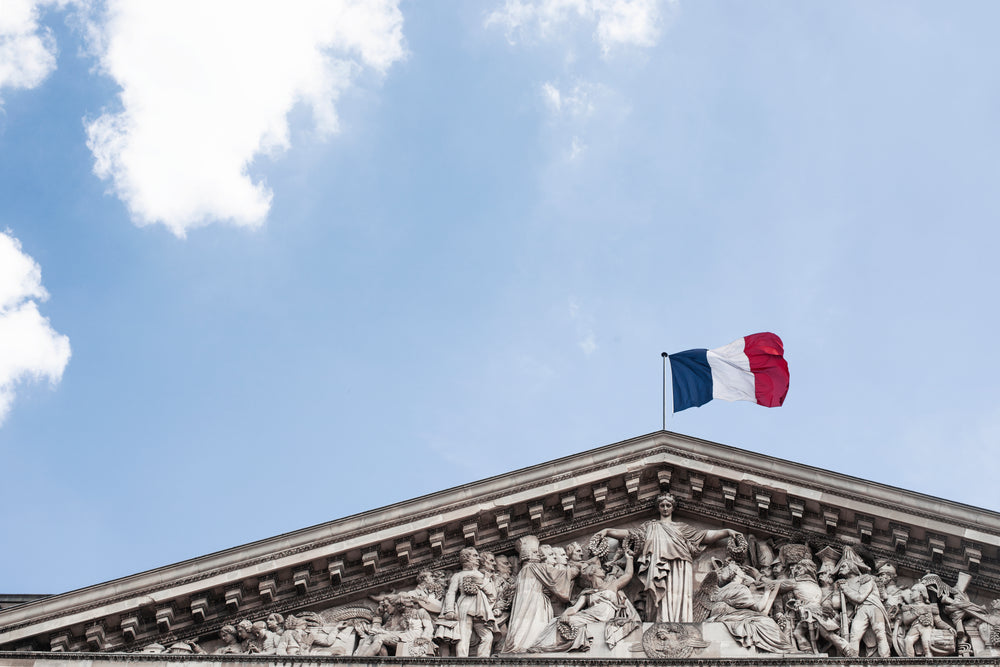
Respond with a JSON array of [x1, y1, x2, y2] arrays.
[[501, 562, 573, 653], [637, 519, 708, 623]]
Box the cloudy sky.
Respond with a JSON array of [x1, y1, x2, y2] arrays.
[[1, 0, 998, 594]]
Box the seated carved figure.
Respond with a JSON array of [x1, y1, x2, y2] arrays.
[[528, 548, 641, 653], [706, 559, 793, 654], [356, 594, 435, 657]]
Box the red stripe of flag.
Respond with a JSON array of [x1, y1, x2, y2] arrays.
[[744, 332, 789, 407]]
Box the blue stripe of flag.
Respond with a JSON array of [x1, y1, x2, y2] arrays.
[[669, 348, 712, 412]]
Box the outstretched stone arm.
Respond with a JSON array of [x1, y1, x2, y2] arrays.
[[597, 528, 629, 541], [703, 528, 741, 545], [609, 550, 636, 593]]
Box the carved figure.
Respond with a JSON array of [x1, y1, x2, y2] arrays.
[[599, 493, 741, 622], [299, 608, 373, 655], [900, 582, 956, 657], [500, 535, 574, 653], [214, 624, 241, 654], [706, 559, 793, 653], [357, 594, 435, 657], [776, 558, 853, 655], [439, 547, 498, 657], [963, 598, 1000, 655], [236, 619, 261, 653], [834, 547, 890, 657], [278, 614, 307, 655], [528, 548, 641, 653], [252, 620, 280, 654]]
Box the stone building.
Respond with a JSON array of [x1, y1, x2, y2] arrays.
[[1, 430, 998, 665]]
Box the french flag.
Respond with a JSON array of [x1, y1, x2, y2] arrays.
[[668, 332, 789, 413]]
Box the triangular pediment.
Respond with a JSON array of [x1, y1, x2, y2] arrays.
[[2, 430, 998, 662]]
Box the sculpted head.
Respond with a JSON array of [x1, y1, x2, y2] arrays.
[[236, 619, 254, 639], [566, 542, 585, 562], [266, 613, 283, 632], [553, 546, 568, 566], [479, 551, 496, 572], [540, 544, 557, 565], [837, 560, 860, 578], [495, 554, 513, 575], [656, 493, 677, 517], [791, 559, 817, 582], [219, 625, 237, 644], [516, 535, 541, 562], [876, 562, 897, 587], [715, 559, 742, 585], [459, 547, 480, 569], [251, 621, 268, 640]]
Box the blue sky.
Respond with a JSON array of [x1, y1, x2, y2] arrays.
[[1, 0, 998, 594]]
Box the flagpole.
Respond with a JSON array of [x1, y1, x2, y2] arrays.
[[661, 352, 668, 430]]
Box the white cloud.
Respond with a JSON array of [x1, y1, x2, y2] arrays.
[[487, 0, 673, 56], [0, 231, 71, 424], [0, 0, 72, 101], [84, 0, 406, 237], [541, 80, 596, 116]]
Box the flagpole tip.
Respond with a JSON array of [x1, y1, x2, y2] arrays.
[[661, 352, 668, 358]]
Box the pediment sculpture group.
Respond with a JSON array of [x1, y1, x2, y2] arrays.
[[144, 494, 1000, 658]]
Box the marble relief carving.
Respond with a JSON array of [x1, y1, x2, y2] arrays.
[[127, 493, 997, 659]]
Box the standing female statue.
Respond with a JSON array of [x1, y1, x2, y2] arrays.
[[598, 493, 740, 623]]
